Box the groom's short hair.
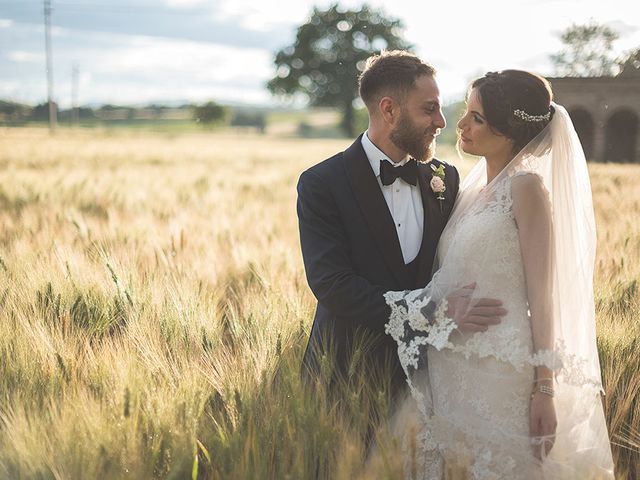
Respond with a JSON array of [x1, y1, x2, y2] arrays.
[[359, 50, 436, 110]]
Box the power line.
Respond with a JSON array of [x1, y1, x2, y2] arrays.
[[71, 62, 79, 125], [44, 0, 57, 133], [1, 1, 218, 15]]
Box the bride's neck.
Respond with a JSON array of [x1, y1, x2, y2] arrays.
[[485, 152, 513, 184]]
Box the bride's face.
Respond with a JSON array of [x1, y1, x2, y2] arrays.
[[457, 88, 513, 159]]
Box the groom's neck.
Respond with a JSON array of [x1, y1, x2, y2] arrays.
[[366, 126, 407, 164]]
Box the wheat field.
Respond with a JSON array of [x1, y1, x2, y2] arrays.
[[0, 127, 638, 479]]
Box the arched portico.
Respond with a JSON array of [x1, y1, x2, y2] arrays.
[[605, 109, 638, 163], [569, 108, 595, 160], [548, 75, 640, 162]]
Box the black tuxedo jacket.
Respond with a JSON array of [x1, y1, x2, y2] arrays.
[[297, 134, 460, 392]]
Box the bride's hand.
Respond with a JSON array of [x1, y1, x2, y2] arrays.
[[529, 391, 557, 461]]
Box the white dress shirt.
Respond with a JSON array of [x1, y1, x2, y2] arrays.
[[361, 131, 424, 264]]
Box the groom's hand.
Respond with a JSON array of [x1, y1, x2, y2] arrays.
[[446, 283, 506, 333]]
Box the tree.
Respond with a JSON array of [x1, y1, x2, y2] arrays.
[[551, 22, 619, 77], [267, 3, 411, 137], [230, 111, 266, 133], [30, 102, 57, 121], [618, 48, 640, 77], [193, 101, 228, 126], [0, 100, 32, 123]]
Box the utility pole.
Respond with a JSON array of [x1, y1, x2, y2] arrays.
[[44, 0, 57, 132], [71, 63, 79, 125]]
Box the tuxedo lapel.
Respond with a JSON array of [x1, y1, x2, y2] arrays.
[[416, 162, 447, 286], [343, 136, 408, 285]]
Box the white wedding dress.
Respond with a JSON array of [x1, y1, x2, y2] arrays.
[[384, 105, 615, 479]]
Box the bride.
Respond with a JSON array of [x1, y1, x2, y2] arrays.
[[384, 70, 615, 478]]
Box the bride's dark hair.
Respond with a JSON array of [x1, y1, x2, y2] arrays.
[[471, 70, 554, 154]]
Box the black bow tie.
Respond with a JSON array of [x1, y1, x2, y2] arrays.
[[379, 158, 418, 186]]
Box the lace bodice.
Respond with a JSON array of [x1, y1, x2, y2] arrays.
[[435, 174, 536, 370]]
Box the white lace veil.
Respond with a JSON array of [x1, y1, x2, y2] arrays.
[[446, 102, 603, 384], [385, 103, 614, 475]]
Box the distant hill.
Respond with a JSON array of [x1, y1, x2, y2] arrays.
[[0, 99, 466, 143]]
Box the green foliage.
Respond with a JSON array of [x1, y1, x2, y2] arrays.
[[230, 110, 266, 133], [193, 101, 229, 126], [431, 164, 445, 179], [267, 3, 410, 137], [439, 101, 466, 147], [551, 22, 620, 77], [618, 48, 640, 77], [0, 100, 32, 124], [29, 102, 57, 122], [353, 106, 369, 134], [59, 106, 97, 121]]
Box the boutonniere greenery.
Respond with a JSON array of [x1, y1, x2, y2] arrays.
[[430, 163, 446, 212]]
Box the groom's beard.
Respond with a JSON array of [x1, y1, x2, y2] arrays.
[[390, 112, 437, 162]]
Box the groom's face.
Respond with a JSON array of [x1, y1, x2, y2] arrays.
[[389, 74, 445, 162]]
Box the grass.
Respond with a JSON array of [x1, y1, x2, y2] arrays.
[[0, 127, 637, 479]]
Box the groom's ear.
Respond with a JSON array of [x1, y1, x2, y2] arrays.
[[379, 96, 399, 125]]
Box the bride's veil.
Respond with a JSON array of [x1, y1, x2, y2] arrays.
[[445, 103, 603, 384], [385, 103, 614, 474]]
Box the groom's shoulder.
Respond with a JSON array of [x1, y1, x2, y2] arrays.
[[297, 151, 345, 198], [301, 150, 344, 179], [299, 135, 362, 183]]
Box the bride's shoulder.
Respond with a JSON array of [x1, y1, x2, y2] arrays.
[[510, 171, 546, 191], [510, 172, 550, 209]]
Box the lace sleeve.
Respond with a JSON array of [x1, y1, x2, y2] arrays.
[[384, 289, 455, 357]]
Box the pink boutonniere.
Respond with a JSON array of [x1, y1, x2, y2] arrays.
[[430, 163, 446, 212]]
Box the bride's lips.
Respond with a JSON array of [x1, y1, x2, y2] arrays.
[[460, 135, 471, 143]]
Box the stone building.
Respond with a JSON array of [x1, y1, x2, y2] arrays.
[[548, 70, 640, 162]]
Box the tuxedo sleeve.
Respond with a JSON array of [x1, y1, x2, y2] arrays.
[[297, 169, 390, 329]]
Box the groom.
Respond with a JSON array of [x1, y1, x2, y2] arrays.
[[297, 51, 501, 396]]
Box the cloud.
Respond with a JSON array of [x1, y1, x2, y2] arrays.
[[7, 50, 44, 63], [210, 0, 310, 32], [2, 26, 276, 107], [1, 0, 639, 107], [96, 34, 274, 86], [3, 1, 295, 51], [164, 0, 210, 8]]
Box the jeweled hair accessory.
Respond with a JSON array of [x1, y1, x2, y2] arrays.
[[513, 108, 551, 122]]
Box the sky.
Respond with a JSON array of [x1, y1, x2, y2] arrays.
[[1, 0, 639, 108]]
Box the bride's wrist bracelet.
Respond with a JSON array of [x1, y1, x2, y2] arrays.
[[532, 377, 554, 384], [531, 385, 555, 398]]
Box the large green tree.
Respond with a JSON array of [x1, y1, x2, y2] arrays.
[[267, 3, 410, 137], [551, 22, 619, 77]]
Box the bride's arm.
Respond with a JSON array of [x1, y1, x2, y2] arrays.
[[512, 173, 557, 459], [512, 174, 554, 377]]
